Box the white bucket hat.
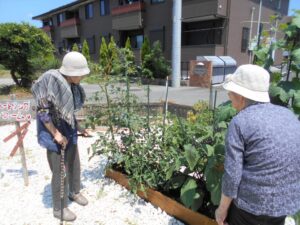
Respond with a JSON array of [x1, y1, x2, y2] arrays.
[[59, 51, 90, 76], [223, 64, 270, 102]]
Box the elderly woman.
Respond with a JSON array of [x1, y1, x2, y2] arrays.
[[31, 52, 90, 221], [215, 64, 300, 225]]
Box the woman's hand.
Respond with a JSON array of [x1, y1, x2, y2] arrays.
[[78, 128, 91, 137], [215, 206, 229, 225], [54, 132, 68, 149]]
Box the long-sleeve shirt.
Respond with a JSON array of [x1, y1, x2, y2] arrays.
[[222, 103, 300, 217], [36, 102, 78, 152]]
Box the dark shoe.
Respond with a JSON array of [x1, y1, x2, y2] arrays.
[[69, 193, 88, 206], [53, 207, 76, 221]]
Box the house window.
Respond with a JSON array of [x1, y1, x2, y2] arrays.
[[85, 3, 94, 19], [151, 0, 165, 4], [43, 18, 53, 26], [87, 36, 96, 54], [135, 35, 144, 49], [277, 0, 281, 9], [182, 19, 224, 46], [100, 0, 110, 16], [149, 27, 165, 50], [241, 27, 250, 52], [57, 13, 65, 26], [119, 0, 140, 5]]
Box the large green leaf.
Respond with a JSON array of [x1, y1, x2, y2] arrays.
[[206, 144, 214, 157], [167, 174, 187, 190], [292, 210, 300, 225], [214, 144, 225, 156], [215, 103, 236, 123], [180, 178, 202, 210], [184, 144, 200, 171], [292, 48, 300, 64], [269, 84, 290, 103], [292, 12, 300, 28], [255, 48, 268, 61], [293, 91, 300, 108], [205, 157, 223, 205]]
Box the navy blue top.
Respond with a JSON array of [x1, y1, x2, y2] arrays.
[[222, 103, 300, 217], [37, 114, 78, 152]]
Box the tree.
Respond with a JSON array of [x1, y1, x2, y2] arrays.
[[142, 41, 171, 79], [141, 37, 151, 63], [82, 39, 91, 62], [125, 37, 132, 50], [72, 43, 79, 52], [120, 37, 137, 77], [0, 23, 54, 87]]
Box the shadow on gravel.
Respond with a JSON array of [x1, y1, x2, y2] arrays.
[[42, 183, 52, 208], [6, 169, 37, 177], [81, 156, 107, 182]]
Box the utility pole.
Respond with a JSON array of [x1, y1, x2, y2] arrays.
[[249, 6, 255, 63], [256, 0, 262, 44], [171, 0, 182, 88]]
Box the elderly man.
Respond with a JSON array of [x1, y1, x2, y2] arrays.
[[215, 64, 300, 225], [32, 52, 90, 221]]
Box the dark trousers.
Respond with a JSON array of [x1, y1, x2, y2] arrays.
[[227, 203, 286, 225], [47, 144, 81, 210]]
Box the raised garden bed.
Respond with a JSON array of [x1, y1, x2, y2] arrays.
[[106, 169, 217, 225]]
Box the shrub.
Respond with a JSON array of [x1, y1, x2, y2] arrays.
[[72, 43, 79, 52], [141, 41, 171, 79], [82, 39, 91, 62]]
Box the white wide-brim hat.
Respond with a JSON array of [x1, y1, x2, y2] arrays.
[[223, 64, 270, 102], [59, 51, 90, 77]]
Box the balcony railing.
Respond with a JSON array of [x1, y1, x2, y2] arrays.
[[182, 0, 227, 21], [42, 25, 53, 32], [60, 18, 80, 38], [112, 1, 145, 16], [112, 2, 145, 30], [60, 18, 80, 28]]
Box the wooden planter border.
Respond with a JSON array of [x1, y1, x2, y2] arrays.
[[105, 169, 217, 225]]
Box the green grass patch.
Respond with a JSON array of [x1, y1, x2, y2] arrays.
[[0, 85, 32, 100], [0, 69, 10, 78]]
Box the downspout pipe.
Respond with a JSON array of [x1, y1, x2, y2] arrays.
[[171, 0, 182, 88]]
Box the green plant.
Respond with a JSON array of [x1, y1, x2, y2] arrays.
[[141, 37, 151, 63], [254, 11, 300, 118], [89, 92, 235, 218], [72, 43, 79, 52], [86, 34, 235, 220], [125, 37, 132, 50], [293, 211, 300, 225], [82, 39, 91, 62], [141, 40, 171, 79], [0, 23, 54, 87]]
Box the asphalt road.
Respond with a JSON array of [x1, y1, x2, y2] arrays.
[[0, 78, 229, 107], [81, 82, 229, 107]]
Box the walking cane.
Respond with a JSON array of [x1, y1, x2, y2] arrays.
[[60, 146, 65, 225]]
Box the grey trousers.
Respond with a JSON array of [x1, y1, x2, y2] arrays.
[[47, 144, 81, 210]]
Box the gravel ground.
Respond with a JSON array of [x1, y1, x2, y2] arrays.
[[0, 121, 184, 225]]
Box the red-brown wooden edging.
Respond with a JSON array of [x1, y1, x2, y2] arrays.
[[105, 169, 217, 225]]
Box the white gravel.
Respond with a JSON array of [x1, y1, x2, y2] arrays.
[[0, 121, 184, 225]]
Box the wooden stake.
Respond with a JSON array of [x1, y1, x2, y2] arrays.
[[11, 95, 29, 186]]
